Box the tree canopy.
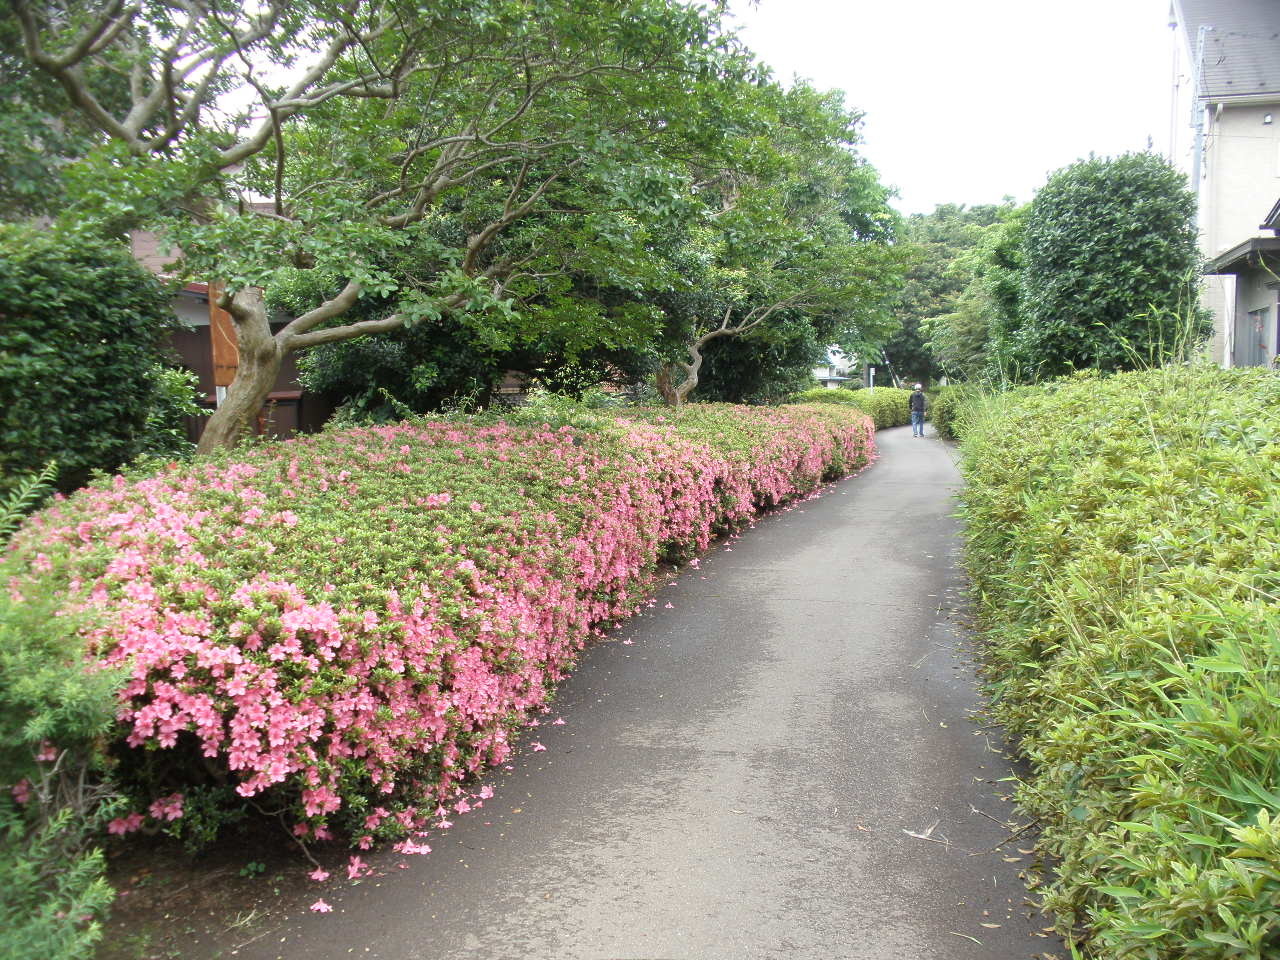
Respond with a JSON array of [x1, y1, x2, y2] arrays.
[[883, 202, 1013, 385], [11, 0, 906, 440]]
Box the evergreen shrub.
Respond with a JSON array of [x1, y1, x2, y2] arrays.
[[3, 403, 874, 853], [1014, 154, 1206, 378], [958, 366, 1280, 958], [0, 225, 186, 495]]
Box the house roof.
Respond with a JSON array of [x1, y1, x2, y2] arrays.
[[1263, 197, 1280, 233], [1177, 0, 1280, 101], [1204, 235, 1280, 273]]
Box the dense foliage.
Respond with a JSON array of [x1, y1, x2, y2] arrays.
[[926, 384, 978, 441], [958, 367, 1280, 958], [1012, 155, 1206, 378], [921, 206, 1027, 383], [0, 589, 123, 960], [789, 387, 912, 430], [883, 203, 1013, 385], [0, 224, 190, 495], [14, 0, 905, 444], [1, 404, 874, 864]]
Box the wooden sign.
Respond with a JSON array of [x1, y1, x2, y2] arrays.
[[208, 281, 239, 388]]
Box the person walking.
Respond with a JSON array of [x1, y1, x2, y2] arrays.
[[909, 383, 926, 437]]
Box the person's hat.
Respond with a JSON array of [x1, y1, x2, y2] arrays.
[[913, 383, 923, 389]]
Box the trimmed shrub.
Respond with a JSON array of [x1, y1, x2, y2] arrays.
[[0, 225, 188, 495], [1013, 154, 1206, 378], [957, 366, 1280, 958], [928, 384, 979, 441], [2, 403, 874, 852], [790, 387, 912, 429]]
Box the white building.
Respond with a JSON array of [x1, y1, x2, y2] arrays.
[[812, 348, 857, 389], [1171, 0, 1280, 367]]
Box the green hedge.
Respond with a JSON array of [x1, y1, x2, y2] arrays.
[[928, 384, 979, 441], [957, 367, 1280, 958], [790, 387, 912, 429]]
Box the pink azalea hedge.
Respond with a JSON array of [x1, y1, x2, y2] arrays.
[[4, 403, 873, 845]]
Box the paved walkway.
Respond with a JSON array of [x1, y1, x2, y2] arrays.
[[238, 424, 1060, 960]]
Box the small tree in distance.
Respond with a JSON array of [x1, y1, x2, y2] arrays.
[[1011, 153, 1207, 379]]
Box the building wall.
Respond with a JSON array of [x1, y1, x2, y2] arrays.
[[1233, 265, 1280, 364], [1170, 4, 1280, 367], [1203, 102, 1280, 257]]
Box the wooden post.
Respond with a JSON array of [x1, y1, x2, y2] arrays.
[[208, 281, 238, 405]]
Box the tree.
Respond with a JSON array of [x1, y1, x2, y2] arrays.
[[1011, 153, 1206, 378], [884, 203, 1012, 385], [651, 85, 906, 406], [14, 0, 751, 450], [920, 204, 1027, 382]]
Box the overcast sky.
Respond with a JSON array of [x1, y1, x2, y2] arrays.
[[727, 0, 1181, 216]]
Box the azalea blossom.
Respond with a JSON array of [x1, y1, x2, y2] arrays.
[[2, 405, 872, 855]]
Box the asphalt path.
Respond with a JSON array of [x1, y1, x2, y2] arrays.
[[233, 423, 1061, 960]]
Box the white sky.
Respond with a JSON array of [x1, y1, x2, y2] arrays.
[[727, 0, 1182, 215]]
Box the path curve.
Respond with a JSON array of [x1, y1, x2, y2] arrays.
[[234, 424, 1060, 960]]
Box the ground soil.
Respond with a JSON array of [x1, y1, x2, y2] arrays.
[[98, 821, 336, 960]]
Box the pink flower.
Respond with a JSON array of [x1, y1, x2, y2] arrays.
[[552, 718, 565, 726], [346, 856, 368, 880], [11, 779, 31, 805], [469, 502, 484, 512], [107, 812, 145, 836], [310, 899, 333, 913], [148, 792, 184, 821], [393, 839, 431, 855], [309, 868, 330, 881], [530, 742, 547, 752]]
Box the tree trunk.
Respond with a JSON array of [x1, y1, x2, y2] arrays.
[[655, 364, 682, 406], [195, 287, 284, 455], [655, 340, 706, 407]]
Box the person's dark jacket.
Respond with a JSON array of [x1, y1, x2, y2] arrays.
[[909, 391, 926, 413]]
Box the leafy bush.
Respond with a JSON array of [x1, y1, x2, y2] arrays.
[[0, 225, 185, 494], [137, 365, 207, 461], [957, 366, 1280, 958], [1012, 154, 1206, 379], [928, 384, 980, 441], [790, 386, 912, 429], [4, 403, 874, 851], [1, 461, 57, 544], [0, 588, 124, 960]]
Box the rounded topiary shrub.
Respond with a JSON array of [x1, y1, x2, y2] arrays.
[[0, 225, 178, 494]]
